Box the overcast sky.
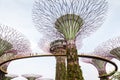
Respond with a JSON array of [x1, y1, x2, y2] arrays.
[[0, 0, 120, 80]]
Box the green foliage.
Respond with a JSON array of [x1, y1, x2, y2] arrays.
[[55, 14, 83, 40], [66, 45, 84, 80], [110, 47, 120, 60], [110, 72, 120, 80], [50, 40, 67, 80], [0, 70, 6, 80], [56, 58, 67, 80]]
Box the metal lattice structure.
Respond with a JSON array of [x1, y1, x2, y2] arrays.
[[38, 37, 51, 54], [33, 0, 108, 43], [94, 37, 120, 60], [33, 0, 108, 80], [0, 24, 31, 54]]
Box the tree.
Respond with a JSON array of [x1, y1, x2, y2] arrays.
[[81, 52, 113, 80], [82, 36, 120, 80], [33, 0, 108, 80], [38, 37, 67, 80], [0, 24, 31, 80], [22, 74, 42, 80], [50, 39, 67, 80]]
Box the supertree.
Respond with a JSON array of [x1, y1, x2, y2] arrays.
[[22, 74, 42, 80], [94, 36, 120, 61], [38, 37, 67, 80], [0, 24, 31, 80], [36, 78, 53, 80], [81, 36, 120, 80], [50, 39, 67, 80], [33, 0, 108, 80], [4, 74, 18, 80], [81, 52, 114, 80]]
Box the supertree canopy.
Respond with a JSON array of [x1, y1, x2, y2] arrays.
[[0, 24, 31, 54], [33, 0, 108, 41], [0, 24, 31, 80], [5, 74, 18, 80], [22, 74, 42, 80], [33, 0, 108, 80], [94, 36, 120, 60]]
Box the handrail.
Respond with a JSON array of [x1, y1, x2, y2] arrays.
[[0, 54, 118, 78]]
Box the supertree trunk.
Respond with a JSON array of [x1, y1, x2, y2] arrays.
[[66, 40, 83, 80], [55, 53, 66, 80], [99, 71, 109, 80], [92, 57, 110, 80], [26, 78, 36, 80], [50, 40, 67, 80]]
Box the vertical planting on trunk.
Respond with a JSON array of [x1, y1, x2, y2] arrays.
[[50, 40, 67, 80], [66, 40, 83, 80]]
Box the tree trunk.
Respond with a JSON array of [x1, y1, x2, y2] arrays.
[[99, 70, 109, 80], [54, 49, 67, 80], [50, 40, 67, 80], [56, 56, 66, 80], [66, 40, 84, 80]]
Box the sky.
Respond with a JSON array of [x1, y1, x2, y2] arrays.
[[0, 0, 120, 80]]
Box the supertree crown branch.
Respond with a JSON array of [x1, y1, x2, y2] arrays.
[[93, 36, 120, 59], [0, 24, 32, 54], [110, 47, 120, 60]]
